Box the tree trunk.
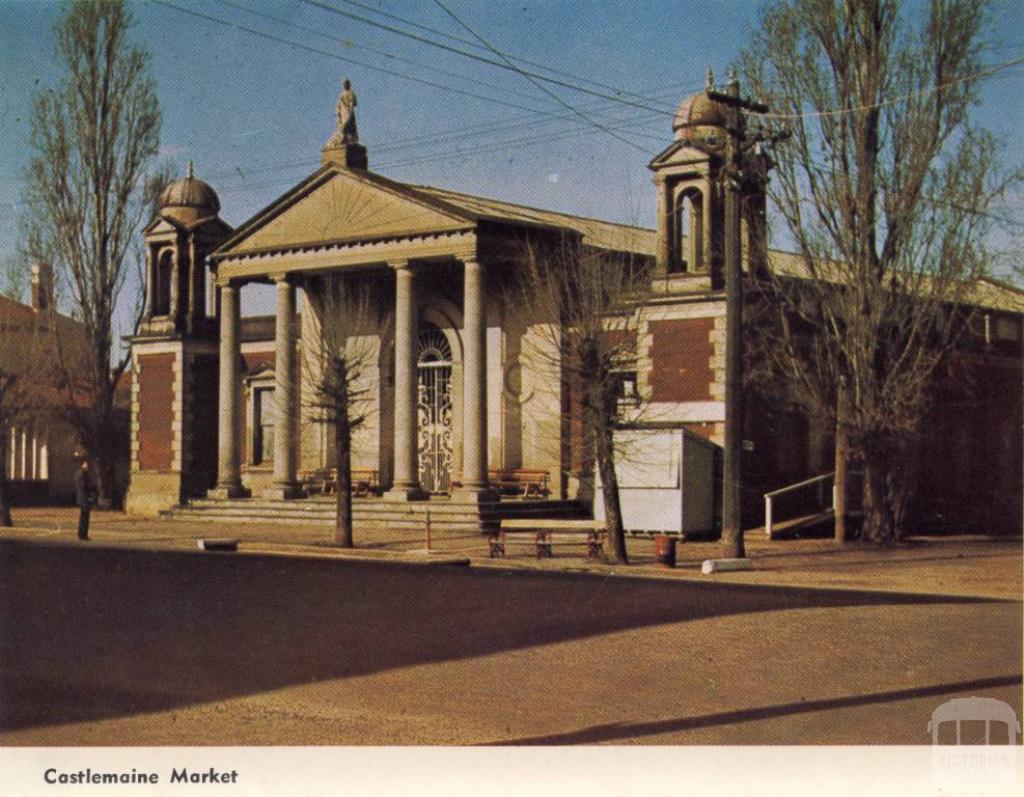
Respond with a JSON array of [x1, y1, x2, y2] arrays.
[[94, 445, 119, 510], [834, 423, 848, 544], [596, 417, 628, 564], [861, 448, 894, 543], [0, 457, 13, 527], [334, 417, 354, 548], [834, 380, 850, 544]]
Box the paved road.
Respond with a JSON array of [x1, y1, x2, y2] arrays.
[[1, 539, 1020, 745]]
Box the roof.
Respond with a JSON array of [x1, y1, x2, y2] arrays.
[[213, 163, 657, 261], [210, 164, 1021, 314], [410, 185, 657, 256], [766, 249, 1024, 313]]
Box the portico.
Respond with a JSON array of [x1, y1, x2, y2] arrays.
[[207, 163, 499, 502]]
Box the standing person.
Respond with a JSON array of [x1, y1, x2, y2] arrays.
[[74, 457, 95, 541]]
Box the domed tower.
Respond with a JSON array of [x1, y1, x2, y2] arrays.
[[140, 163, 231, 336], [128, 164, 234, 514], [649, 70, 766, 286]]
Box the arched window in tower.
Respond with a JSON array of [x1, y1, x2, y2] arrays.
[[153, 250, 173, 316], [675, 189, 704, 273]]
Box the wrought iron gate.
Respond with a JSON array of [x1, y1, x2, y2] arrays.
[[417, 325, 453, 493]]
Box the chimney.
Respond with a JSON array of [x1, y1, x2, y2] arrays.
[[31, 262, 53, 312]]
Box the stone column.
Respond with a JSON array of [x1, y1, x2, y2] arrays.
[[265, 275, 302, 499], [454, 258, 497, 503], [655, 177, 673, 276], [144, 245, 155, 318], [209, 280, 246, 498], [169, 246, 181, 323], [385, 261, 425, 500]]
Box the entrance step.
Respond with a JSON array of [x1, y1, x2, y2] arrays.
[[162, 496, 589, 533]]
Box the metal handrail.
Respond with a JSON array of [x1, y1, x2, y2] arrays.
[[765, 472, 835, 540], [764, 472, 835, 499]]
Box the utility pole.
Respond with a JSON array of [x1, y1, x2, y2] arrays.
[[707, 71, 769, 562]]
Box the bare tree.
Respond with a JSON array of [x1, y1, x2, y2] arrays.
[[1, 258, 29, 304], [20, 0, 163, 508], [739, 0, 1016, 541], [302, 275, 380, 547], [510, 233, 651, 564]]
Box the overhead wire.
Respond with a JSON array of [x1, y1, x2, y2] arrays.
[[149, 0, 622, 123], [301, 0, 677, 115], [428, 0, 651, 153], [330, 0, 684, 108], [213, 0, 563, 109]]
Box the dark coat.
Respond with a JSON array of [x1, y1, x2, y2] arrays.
[[74, 468, 96, 509]]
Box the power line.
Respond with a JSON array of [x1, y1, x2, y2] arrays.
[[760, 54, 1024, 121], [301, 0, 676, 115], [214, 0, 560, 109], [429, 0, 651, 153], [332, 0, 679, 109], [150, 0, 612, 123]]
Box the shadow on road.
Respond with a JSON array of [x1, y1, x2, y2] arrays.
[[487, 674, 1024, 745], [0, 539, 1016, 734]]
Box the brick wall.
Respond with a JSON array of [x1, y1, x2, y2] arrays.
[[648, 317, 715, 402], [137, 353, 175, 471]]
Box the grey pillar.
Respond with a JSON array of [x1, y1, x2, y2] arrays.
[[209, 281, 246, 498], [655, 177, 673, 276], [385, 261, 425, 500], [455, 258, 497, 502], [264, 276, 302, 499]]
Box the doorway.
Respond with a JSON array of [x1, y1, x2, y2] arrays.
[[416, 324, 453, 493]]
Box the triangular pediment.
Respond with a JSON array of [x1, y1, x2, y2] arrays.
[[649, 140, 716, 170], [144, 216, 180, 237], [218, 167, 476, 257]]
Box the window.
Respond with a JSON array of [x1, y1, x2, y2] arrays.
[[153, 250, 173, 316], [675, 189, 703, 273], [613, 370, 639, 407], [253, 386, 275, 465]]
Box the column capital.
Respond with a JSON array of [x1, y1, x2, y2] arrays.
[[388, 259, 411, 272], [214, 273, 244, 289], [268, 272, 293, 285], [452, 245, 478, 263]]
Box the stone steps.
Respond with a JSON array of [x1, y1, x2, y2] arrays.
[[163, 496, 588, 532]]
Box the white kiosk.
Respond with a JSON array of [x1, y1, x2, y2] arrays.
[[594, 427, 717, 537]]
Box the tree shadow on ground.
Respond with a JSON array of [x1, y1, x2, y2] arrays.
[[0, 539, 1018, 733], [487, 674, 1024, 745]]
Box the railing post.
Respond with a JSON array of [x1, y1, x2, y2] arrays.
[[765, 494, 773, 540]]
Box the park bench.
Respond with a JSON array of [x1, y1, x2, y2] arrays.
[[489, 518, 606, 559], [488, 468, 550, 498], [300, 468, 381, 497]]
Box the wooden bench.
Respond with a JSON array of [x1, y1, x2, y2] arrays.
[[488, 468, 550, 498], [300, 468, 381, 497], [489, 519, 606, 559]]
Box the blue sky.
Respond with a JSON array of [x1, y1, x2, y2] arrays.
[[1, 0, 1022, 318]]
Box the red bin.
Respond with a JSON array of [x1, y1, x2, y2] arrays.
[[654, 534, 676, 568]]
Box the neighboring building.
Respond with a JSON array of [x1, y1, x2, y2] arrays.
[[125, 83, 1024, 535], [0, 266, 83, 504]]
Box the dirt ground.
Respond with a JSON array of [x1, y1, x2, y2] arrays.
[[1, 509, 1020, 746], [4, 506, 1021, 598]]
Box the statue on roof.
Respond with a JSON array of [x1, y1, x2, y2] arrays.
[[331, 78, 358, 145]]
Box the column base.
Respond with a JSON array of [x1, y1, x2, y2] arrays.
[[450, 486, 500, 504], [262, 483, 305, 500], [207, 484, 250, 500], [383, 484, 430, 501]]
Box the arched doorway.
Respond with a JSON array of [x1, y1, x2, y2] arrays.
[[417, 323, 453, 493]]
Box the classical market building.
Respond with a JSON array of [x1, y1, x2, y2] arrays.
[[125, 81, 1024, 536]]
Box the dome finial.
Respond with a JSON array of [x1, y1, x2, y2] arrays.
[[705, 66, 715, 92], [188, 160, 194, 179]]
